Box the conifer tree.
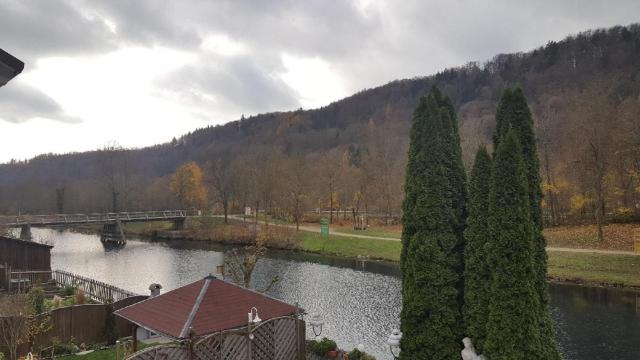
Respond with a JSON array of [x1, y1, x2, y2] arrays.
[[432, 87, 468, 237], [432, 87, 469, 319], [400, 91, 462, 360], [493, 88, 560, 358], [484, 130, 542, 359], [463, 146, 492, 352]]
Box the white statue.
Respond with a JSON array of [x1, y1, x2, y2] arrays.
[[461, 337, 486, 360]]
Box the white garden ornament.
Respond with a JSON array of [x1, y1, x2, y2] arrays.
[[461, 337, 486, 360]]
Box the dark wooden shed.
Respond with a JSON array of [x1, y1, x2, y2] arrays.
[[0, 235, 52, 271]]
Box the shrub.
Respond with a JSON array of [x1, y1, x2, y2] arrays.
[[62, 285, 76, 296], [104, 302, 116, 345], [256, 226, 300, 250], [74, 289, 87, 305], [27, 287, 46, 314], [307, 340, 319, 354], [0, 351, 5, 360], [311, 337, 337, 356], [52, 338, 79, 355], [610, 207, 635, 223], [347, 348, 377, 360]]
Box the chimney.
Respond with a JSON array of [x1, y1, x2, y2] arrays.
[[215, 265, 225, 279], [148, 283, 162, 297]]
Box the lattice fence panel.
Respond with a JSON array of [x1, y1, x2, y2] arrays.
[[189, 316, 303, 360], [127, 345, 190, 360], [252, 321, 276, 360], [274, 318, 298, 360], [222, 333, 250, 360], [193, 333, 222, 360]]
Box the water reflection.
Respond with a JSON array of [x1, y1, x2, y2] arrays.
[[34, 228, 640, 360]]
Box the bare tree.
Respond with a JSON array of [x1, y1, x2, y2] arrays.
[[319, 150, 343, 224], [282, 156, 309, 231], [0, 295, 29, 360], [570, 85, 619, 241], [207, 157, 237, 224], [97, 142, 130, 212], [223, 246, 278, 293]]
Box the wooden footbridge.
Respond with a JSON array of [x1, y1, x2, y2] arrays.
[[0, 210, 189, 245]]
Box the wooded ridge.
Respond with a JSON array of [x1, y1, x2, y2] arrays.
[[1, 24, 639, 226]]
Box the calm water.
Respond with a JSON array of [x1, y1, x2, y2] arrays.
[[32, 228, 640, 360]]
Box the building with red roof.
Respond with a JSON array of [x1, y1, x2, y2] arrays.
[[116, 274, 301, 340]]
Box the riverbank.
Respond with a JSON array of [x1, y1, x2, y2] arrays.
[[73, 218, 640, 290]]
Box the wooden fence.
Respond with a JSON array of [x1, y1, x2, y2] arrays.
[[127, 316, 306, 360], [1, 296, 147, 357], [52, 270, 138, 303], [6, 269, 138, 303]]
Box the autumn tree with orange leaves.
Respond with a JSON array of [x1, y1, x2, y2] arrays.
[[169, 162, 208, 209]]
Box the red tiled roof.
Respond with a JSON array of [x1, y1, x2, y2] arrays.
[[115, 275, 299, 339]]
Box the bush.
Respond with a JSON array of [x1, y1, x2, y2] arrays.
[[347, 348, 377, 360], [301, 213, 323, 223], [256, 226, 300, 250], [0, 351, 5, 360], [311, 337, 337, 356], [74, 289, 87, 305], [27, 287, 46, 314], [52, 337, 79, 355], [62, 285, 76, 296], [610, 207, 636, 223]]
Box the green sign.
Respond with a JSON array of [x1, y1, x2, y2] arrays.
[[320, 218, 330, 236]]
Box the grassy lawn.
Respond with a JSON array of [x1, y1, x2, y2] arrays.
[[547, 251, 640, 287], [297, 231, 640, 288], [544, 223, 639, 251], [332, 225, 401, 239], [298, 231, 401, 261]]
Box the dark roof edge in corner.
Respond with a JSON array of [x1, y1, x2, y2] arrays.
[[0, 48, 25, 76]]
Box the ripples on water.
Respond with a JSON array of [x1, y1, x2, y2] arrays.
[[35, 228, 639, 360]]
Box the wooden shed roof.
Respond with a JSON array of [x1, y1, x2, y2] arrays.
[[114, 275, 299, 339], [0, 235, 53, 249]]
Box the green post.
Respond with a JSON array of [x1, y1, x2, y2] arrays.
[[320, 218, 330, 236]]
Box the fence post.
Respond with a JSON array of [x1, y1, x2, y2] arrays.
[[635, 227, 640, 255]]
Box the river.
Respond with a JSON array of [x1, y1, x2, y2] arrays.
[[32, 228, 640, 360]]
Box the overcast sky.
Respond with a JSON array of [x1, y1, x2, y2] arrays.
[[0, 0, 638, 162]]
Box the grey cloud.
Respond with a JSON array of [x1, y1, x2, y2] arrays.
[[159, 54, 300, 117], [3, 0, 640, 126], [0, 0, 116, 64], [0, 80, 81, 124], [83, 0, 201, 49]]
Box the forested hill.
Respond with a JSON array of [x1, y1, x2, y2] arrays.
[[1, 24, 640, 222]]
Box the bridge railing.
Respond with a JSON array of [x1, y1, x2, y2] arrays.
[[0, 210, 189, 227]]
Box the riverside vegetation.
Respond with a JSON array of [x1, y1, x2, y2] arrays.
[[113, 216, 640, 289]]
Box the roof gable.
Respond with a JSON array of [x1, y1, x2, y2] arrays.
[[115, 276, 299, 339]]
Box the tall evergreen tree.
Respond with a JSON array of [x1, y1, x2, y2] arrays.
[[432, 86, 469, 321], [432, 87, 468, 237], [463, 146, 492, 352], [493, 88, 560, 358], [400, 91, 462, 360], [484, 130, 542, 359]]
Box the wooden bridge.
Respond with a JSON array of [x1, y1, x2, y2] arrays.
[[0, 210, 189, 245]]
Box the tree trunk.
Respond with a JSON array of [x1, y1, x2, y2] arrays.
[[544, 148, 558, 226], [254, 200, 259, 232], [112, 190, 119, 213], [223, 198, 229, 224], [329, 182, 333, 224]]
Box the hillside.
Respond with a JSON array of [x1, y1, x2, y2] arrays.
[[1, 24, 639, 224]]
